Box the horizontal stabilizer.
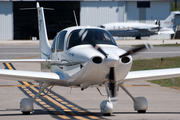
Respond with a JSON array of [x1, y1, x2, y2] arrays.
[[20, 8, 54, 10], [158, 31, 174, 34]]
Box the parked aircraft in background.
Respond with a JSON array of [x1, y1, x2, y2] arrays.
[[99, 11, 180, 39], [0, 2, 180, 116]]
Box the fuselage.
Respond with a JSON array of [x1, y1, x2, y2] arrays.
[[99, 22, 159, 37], [48, 26, 132, 88]]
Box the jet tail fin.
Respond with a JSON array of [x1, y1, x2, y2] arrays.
[[161, 11, 180, 31]]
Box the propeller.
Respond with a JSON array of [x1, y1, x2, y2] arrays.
[[89, 39, 108, 58], [119, 44, 152, 58], [109, 67, 116, 98], [89, 39, 152, 99], [89, 39, 116, 98]]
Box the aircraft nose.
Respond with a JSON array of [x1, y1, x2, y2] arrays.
[[105, 53, 119, 68]]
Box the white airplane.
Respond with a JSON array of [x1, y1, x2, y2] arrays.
[[0, 2, 180, 116], [99, 11, 180, 39]]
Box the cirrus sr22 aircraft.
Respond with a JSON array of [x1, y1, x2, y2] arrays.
[[0, 2, 180, 116]]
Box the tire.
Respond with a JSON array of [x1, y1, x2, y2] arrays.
[[138, 110, 146, 113], [22, 112, 30, 115], [103, 113, 111, 116]]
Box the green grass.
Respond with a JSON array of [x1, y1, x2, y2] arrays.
[[131, 57, 180, 71], [149, 78, 180, 89], [131, 56, 180, 89]]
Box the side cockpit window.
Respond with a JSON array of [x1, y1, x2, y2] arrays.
[[98, 25, 105, 29], [56, 31, 67, 52], [51, 36, 57, 53], [67, 30, 81, 49]]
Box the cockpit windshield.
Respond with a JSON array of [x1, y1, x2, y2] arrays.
[[67, 29, 116, 49]]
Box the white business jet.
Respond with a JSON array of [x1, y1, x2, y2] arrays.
[[99, 11, 180, 39], [0, 2, 180, 116]]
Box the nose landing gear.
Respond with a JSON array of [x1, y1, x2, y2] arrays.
[[99, 83, 115, 116]]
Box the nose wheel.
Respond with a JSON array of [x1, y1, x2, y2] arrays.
[[138, 110, 146, 113], [100, 83, 116, 116], [23, 111, 31, 115], [100, 100, 113, 116]]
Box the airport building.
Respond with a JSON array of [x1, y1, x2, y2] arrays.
[[0, 0, 172, 40]]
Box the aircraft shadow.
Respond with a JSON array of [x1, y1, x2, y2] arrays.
[[0, 109, 52, 116], [0, 109, 106, 120], [18, 86, 106, 120]]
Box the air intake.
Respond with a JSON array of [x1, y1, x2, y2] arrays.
[[121, 57, 130, 64], [92, 57, 102, 64]]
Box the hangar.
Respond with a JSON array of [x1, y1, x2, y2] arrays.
[[0, 0, 172, 40]]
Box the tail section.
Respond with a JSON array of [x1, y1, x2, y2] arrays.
[[161, 11, 180, 31], [36, 2, 51, 59]]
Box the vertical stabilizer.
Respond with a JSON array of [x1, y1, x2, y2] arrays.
[[161, 12, 175, 28], [161, 11, 180, 31], [36, 2, 51, 59]]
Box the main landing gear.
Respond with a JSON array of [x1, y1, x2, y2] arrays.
[[20, 83, 49, 115], [135, 36, 141, 40], [119, 83, 148, 113]]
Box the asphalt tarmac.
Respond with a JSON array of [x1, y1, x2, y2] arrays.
[[0, 41, 180, 120]]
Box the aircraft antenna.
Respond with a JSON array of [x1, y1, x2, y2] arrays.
[[73, 10, 78, 26]]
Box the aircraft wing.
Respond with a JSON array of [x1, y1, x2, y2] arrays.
[[0, 59, 86, 66], [123, 68, 180, 83], [0, 59, 50, 64], [0, 69, 70, 86], [158, 31, 175, 34], [132, 27, 174, 34], [132, 27, 158, 32], [158, 27, 175, 34]]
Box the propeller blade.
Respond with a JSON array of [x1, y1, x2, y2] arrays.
[[89, 39, 108, 58], [119, 45, 145, 58], [109, 67, 116, 98], [79, 29, 108, 58], [119, 44, 153, 58]]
